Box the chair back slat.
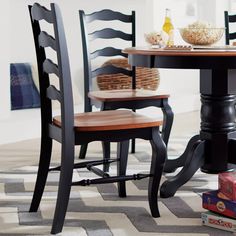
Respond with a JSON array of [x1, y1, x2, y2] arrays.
[[230, 32, 236, 40], [38, 31, 57, 50], [229, 15, 236, 22], [43, 59, 59, 77], [31, 3, 54, 23], [47, 85, 61, 102], [90, 47, 127, 59], [92, 65, 132, 78], [85, 9, 132, 23], [29, 3, 74, 140], [89, 28, 132, 41]]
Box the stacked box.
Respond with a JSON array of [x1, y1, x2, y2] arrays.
[[218, 172, 236, 200], [201, 171, 236, 232], [202, 211, 236, 232], [202, 190, 236, 219]]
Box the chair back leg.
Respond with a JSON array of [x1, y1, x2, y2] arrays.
[[102, 141, 111, 172], [79, 143, 88, 159], [29, 136, 52, 212], [51, 143, 75, 234], [131, 138, 136, 153]]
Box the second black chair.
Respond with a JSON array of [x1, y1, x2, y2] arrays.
[[79, 9, 174, 169]]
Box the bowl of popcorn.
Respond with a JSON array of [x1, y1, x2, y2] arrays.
[[144, 31, 168, 48], [179, 21, 225, 45]]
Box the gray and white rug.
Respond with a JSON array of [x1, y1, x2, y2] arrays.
[[0, 136, 232, 235]]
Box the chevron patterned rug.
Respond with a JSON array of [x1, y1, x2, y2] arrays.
[[0, 136, 232, 236]]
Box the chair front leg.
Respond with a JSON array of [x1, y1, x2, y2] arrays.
[[148, 127, 166, 217], [30, 136, 52, 212], [161, 98, 174, 147], [117, 140, 129, 197]]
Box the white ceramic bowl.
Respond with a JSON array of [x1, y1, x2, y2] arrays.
[[144, 31, 168, 47], [179, 27, 224, 45]]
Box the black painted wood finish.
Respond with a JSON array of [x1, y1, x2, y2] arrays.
[[79, 9, 173, 162], [225, 11, 236, 45], [199, 69, 236, 173], [126, 47, 236, 197], [28, 3, 167, 234]]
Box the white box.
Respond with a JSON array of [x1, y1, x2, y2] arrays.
[[201, 211, 236, 232]]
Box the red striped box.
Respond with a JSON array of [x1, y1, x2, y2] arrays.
[[219, 172, 236, 201]]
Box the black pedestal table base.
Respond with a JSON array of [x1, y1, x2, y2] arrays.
[[124, 49, 236, 198]]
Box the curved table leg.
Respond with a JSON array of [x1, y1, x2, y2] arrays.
[[163, 135, 200, 173], [160, 140, 205, 198]]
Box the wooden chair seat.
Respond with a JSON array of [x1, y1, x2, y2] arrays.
[[53, 110, 162, 132], [88, 89, 170, 102]]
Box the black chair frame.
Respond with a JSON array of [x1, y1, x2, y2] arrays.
[[28, 3, 166, 234], [79, 9, 173, 166]]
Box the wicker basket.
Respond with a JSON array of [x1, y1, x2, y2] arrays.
[[97, 58, 160, 91]]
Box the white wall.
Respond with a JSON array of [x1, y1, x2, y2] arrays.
[[8, 0, 201, 114], [3, 0, 228, 144], [10, 0, 150, 103], [2, 0, 155, 144]]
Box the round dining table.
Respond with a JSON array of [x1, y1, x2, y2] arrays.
[[123, 46, 236, 198]]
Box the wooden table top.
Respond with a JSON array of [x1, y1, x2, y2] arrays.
[[123, 46, 236, 57]]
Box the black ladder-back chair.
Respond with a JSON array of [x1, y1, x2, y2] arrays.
[[28, 3, 166, 234], [79, 9, 173, 171], [225, 11, 236, 45]]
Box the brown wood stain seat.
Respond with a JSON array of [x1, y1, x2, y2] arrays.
[[53, 110, 162, 132], [88, 89, 169, 102]]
